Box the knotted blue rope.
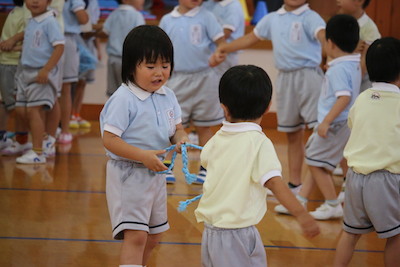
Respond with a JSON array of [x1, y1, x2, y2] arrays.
[[157, 143, 204, 212]]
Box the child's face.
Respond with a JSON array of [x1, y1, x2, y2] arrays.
[[26, 0, 50, 17], [178, 0, 202, 13], [336, 0, 362, 15], [283, 0, 307, 11], [134, 58, 171, 93]]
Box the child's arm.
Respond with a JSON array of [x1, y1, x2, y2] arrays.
[[318, 96, 351, 138], [37, 44, 64, 84], [0, 31, 24, 51], [316, 29, 326, 58], [75, 9, 89, 25], [170, 123, 189, 153], [265, 177, 320, 238], [103, 131, 168, 172]]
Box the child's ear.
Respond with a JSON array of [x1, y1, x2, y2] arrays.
[[220, 103, 231, 120]]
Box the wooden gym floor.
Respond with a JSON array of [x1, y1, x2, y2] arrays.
[[0, 122, 386, 266]]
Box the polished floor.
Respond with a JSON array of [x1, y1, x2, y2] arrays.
[[0, 122, 386, 267]]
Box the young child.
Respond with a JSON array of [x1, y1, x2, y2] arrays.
[[203, 0, 245, 75], [213, 0, 326, 194], [100, 25, 188, 267], [0, 0, 27, 152], [275, 14, 361, 220], [14, 0, 65, 164], [100, 0, 145, 97], [59, 0, 88, 144], [159, 0, 225, 184], [333, 37, 400, 267], [195, 65, 320, 267], [337, 0, 381, 92]]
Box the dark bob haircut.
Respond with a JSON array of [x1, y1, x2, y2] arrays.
[[326, 14, 359, 53], [121, 25, 174, 84], [219, 65, 273, 121]]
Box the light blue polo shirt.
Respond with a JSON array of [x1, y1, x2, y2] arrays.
[[254, 4, 325, 71], [103, 5, 145, 57], [100, 82, 182, 161], [203, 0, 244, 43], [63, 0, 86, 34], [317, 54, 361, 123], [159, 6, 224, 72], [21, 11, 65, 68]]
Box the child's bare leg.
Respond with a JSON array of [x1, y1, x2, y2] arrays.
[[333, 231, 360, 267], [142, 233, 162, 266], [298, 173, 316, 199], [195, 126, 214, 147], [72, 79, 86, 116], [46, 99, 60, 137], [120, 230, 148, 265], [385, 234, 400, 267], [27, 106, 45, 150], [309, 166, 337, 200], [287, 129, 305, 186]]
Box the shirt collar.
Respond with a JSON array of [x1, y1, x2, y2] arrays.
[[171, 6, 201, 17], [328, 54, 361, 67], [221, 121, 263, 133], [33, 10, 54, 23], [371, 82, 400, 94], [277, 3, 309, 15], [118, 4, 136, 11], [219, 0, 234, 7], [358, 12, 369, 28], [125, 82, 166, 101]]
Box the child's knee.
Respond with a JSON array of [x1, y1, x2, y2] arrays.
[[123, 230, 148, 248], [147, 233, 162, 249]]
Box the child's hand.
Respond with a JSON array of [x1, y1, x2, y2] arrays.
[[174, 136, 190, 153], [141, 149, 168, 172], [297, 212, 320, 238], [355, 40, 366, 54], [37, 68, 50, 84], [317, 121, 330, 138], [209, 52, 226, 67], [0, 39, 16, 51]]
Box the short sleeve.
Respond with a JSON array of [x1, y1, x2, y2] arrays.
[[303, 11, 326, 40], [205, 12, 224, 41], [254, 13, 273, 40], [328, 67, 352, 96], [251, 138, 282, 185], [47, 19, 65, 46]]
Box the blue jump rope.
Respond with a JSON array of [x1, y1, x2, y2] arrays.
[[158, 143, 203, 212]]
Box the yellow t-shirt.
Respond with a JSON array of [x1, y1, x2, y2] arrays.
[[195, 121, 282, 228], [0, 7, 25, 65], [358, 12, 381, 45], [344, 83, 400, 175]]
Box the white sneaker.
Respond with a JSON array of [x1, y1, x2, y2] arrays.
[[333, 166, 344, 176], [165, 169, 176, 184], [16, 150, 46, 164], [0, 136, 12, 150], [275, 197, 307, 215], [310, 203, 343, 220], [1, 141, 33, 155], [43, 136, 56, 157], [337, 181, 346, 203]]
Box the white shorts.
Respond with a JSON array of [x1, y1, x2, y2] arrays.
[[276, 67, 323, 132], [106, 160, 170, 240], [167, 68, 224, 127]]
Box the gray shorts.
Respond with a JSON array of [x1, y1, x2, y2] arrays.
[[63, 33, 80, 83], [167, 68, 224, 127], [106, 160, 170, 240], [202, 224, 267, 267], [276, 67, 323, 132], [106, 54, 122, 96], [343, 168, 400, 239], [0, 64, 17, 110], [305, 120, 350, 171], [15, 65, 60, 109]]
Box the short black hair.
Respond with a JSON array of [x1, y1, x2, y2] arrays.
[[13, 0, 23, 6], [219, 65, 272, 120], [362, 0, 371, 9], [326, 14, 359, 53], [121, 25, 174, 84], [366, 37, 400, 83], [116, 0, 122, 4]]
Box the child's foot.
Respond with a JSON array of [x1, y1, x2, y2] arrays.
[[310, 203, 343, 220], [69, 115, 79, 129], [57, 133, 73, 144], [16, 150, 46, 164], [0, 135, 12, 150], [78, 117, 91, 128], [43, 135, 56, 158], [275, 196, 307, 215], [288, 182, 302, 195], [193, 166, 206, 184], [166, 169, 176, 184], [1, 141, 33, 156]]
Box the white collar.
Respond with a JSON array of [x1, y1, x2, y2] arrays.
[[171, 6, 201, 17], [276, 3, 309, 15], [357, 12, 369, 28], [371, 82, 400, 94], [125, 82, 166, 101], [33, 10, 54, 23], [328, 54, 361, 67], [219, 0, 234, 7], [221, 121, 262, 133], [118, 4, 136, 11]]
